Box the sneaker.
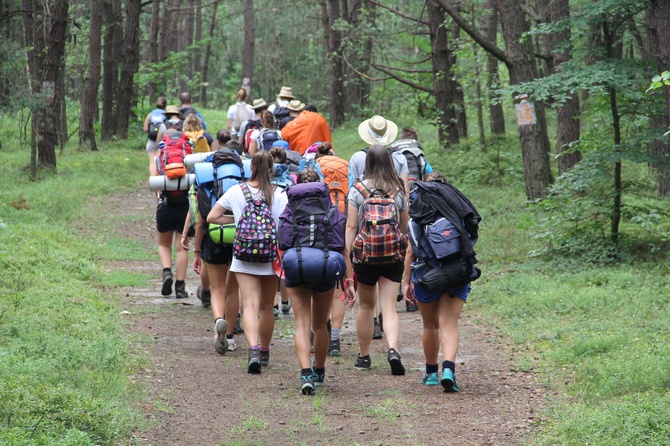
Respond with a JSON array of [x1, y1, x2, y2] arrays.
[[273, 306, 279, 320], [406, 300, 418, 312], [214, 319, 228, 355], [161, 270, 173, 296], [260, 349, 270, 367], [197, 286, 211, 308], [281, 300, 291, 314], [227, 337, 236, 352], [354, 354, 371, 370], [312, 368, 325, 387], [301, 374, 316, 395], [328, 338, 341, 357], [441, 368, 460, 392], [372, 318, 383, 340], [233, 316, 244, 334], [387, 348, 406, 376], [420, 371, 439, 386], [378, 312, 383, 332], [247, 349, 261, 374], [175, 282, 187, 299]]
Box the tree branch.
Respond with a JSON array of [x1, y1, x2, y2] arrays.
[[371, 63, 433, 92], [366, 0, 429, 26], [431, 0, 510, 66], [341, 56, 392, 81], [371, 62, 432, 74]]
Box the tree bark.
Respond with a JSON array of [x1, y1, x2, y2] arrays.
[[428, 0, 459, 146], [241, 0, 255, 95], [483, 0, 505, 135], [451, 19, 467, 139], [200, 0, 219, 108], [115, 0, 141, 139], [148, 0, 160, 100], [79, 0, 103, 150], [648, 0, 670, 197], [325, 0, 345, 128], [101, 0, 122, 141]]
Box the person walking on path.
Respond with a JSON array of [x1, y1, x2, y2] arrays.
[[227, 88, 254, 140], [143, 96, 167, 175]]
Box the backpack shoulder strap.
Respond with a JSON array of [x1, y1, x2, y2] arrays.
[[354, 181, 371, 199], [240, 182, 253, 203]]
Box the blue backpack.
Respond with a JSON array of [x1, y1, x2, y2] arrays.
[[194, 149, 244, 218]]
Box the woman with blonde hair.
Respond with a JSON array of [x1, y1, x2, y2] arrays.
[[207, 151, 288, 373]]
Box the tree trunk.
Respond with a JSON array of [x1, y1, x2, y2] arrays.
[[325, 0, 345, 128], [200, 0, 219, 108], [484, 0, 505, 135], [193, 0, 202, 90], [101, 0, 122, 140], [148, 0, 160, 100], [496, 0, 553, 199], [115, 0, 141, 139], [79, 0, 103, 150], [648, 0, 670, 197], [451, 20, 467, 139], [428, 0, 459, 146], [241, 0, 255, 95], [182, 0, 195, 92]]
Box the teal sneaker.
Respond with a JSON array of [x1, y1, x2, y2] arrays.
[[312, 368, 325, 387], [301, 374, 316, 395], [441, 368, 460, 392], [420, 371, 439, 386]]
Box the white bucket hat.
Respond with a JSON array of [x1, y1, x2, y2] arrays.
[[357, 115, 398, 146]]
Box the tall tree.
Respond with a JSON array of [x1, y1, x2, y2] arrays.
[[483, 0, 505, 135], [200, 0, 219, 108], [22, 0, 70, 170], [436, 0, 554, 199], [148, 0, 161, 100], [241, 0, 255, 94], [324, 0, 345, 128], [79, 0, 103, 150], [101, 0, 122, 140], [115, 0, 141, 138]]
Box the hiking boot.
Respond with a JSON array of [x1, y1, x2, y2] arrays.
[[161, 270, 173, 296], [233, 315, 244, 334], [387, 348, 406, 376], [197, 286, 211, 308], [281, 300, 291, 314], [420, 371, 439, 386], [301, 374, 316, 395], [227, 337, 236, 352], [372, 317, 383, 340], [354, 354, 371, 370], [260, 349, 270, 367], [175, 282, 187, 299], [406, 300, 419, 312], [312, 367, 325, 387], [441, 368, 460, 392], [328, 338, 341, 357], [214, 319, 228, 355], [248, 349, 261, 374]]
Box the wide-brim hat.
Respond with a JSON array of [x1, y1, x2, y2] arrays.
[[277, 86, 295, 99], [286, 99, 305, 112], [164, 105, 181, 116], [358, 115, 398, 146], [251, 98, 268, 110]]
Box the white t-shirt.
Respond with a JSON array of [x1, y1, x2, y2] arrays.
[[227, 102, 254, 131], [216, 183, 288, 275]]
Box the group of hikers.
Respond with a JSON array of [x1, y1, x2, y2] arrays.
[[143, 87, 482, 395]]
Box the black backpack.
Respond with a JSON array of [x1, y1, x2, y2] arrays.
[[273, 106, 291, 128]]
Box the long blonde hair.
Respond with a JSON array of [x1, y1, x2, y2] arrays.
[[183, 113, 203, 132]]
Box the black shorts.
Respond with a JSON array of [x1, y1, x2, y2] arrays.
[[156, 200, 189, 233], [201, 236, 233, 265], [353, 261, 404, 286]]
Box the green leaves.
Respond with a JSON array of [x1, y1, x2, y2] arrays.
[[647, 71, 670, 92]]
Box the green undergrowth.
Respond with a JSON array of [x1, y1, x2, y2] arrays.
[[0, 138, 149, 444]]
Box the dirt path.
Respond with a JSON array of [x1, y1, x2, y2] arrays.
[[108, 191, 544, 446]]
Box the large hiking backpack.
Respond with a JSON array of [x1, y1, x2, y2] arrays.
[[258, 128, 282, 152], [156, 131, 193, 203], [148, 110, 166, 141], [284, 149, 302, 174], [317, 155, 349, 215], [184, 129, 210, 153], [273, 106, 291, 129], [233, 182, 277, 263], [233, 103, 250, 131], [352, 183, 408, 264], [243, 118, 262, 152], [390, 139, 427, 189], [279, 182, 346, 283]]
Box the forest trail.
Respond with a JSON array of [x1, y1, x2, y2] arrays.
[[107, 189, 544, 446]]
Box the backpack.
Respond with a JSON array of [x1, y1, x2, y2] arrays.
[[317, 155, 349, 215], [278, 182, 346, 284], [284, 149, 302, 174], [390, 139, 427, 190], [156, 131, 193, 204], [184, 129, 210, 154], [233, 182, 277, 262], [148, 110, 166, 141], [243, 118, 262, 152], [233, 103, 250, 131], [273, 106, 291, 128], [258, 128, 282, 152], [352, 183, 408, 264]]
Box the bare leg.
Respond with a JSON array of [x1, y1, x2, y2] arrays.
[[356, 283, 377, 356], [418, 299, 440, 365], [157, 231, 174, 269], [377, 278, 401, 351], [207, 263, 229, 320], [439, 295, 465, 362]]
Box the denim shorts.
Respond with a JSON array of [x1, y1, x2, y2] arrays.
[[413, 281, 470, 304]]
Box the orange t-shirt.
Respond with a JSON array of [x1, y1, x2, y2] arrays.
[[281, 110, 333, 155]]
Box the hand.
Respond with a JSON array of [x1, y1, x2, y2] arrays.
[[344, 282, 356, 310], [402, 282, 415, 304], [192, 255, 201, 275], [180, 235, 190, 250]]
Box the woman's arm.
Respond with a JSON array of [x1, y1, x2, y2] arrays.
[[398, 208, 410, 235], [341, 244, 356, 309], [143, 113, 151, 133], [402, 243, 416, 303], [191, 212, 207, 275], [248, 138, 258, 156], [207, 203, 235, 225], [345, 201, 359, 255]]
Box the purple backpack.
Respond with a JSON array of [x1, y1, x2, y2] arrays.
[[233, 183, 277, 263], [278, 182, 345, 252]]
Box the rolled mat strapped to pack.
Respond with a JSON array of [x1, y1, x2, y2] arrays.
[[209, 223, 236, 244], [282, 247, 346, 284], [184, 152, 213, 169], [149, 174, 196, 191]]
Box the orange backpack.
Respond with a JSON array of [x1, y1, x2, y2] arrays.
[[316, 155, 349, 214]]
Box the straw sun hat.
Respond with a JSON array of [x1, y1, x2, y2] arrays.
[[357, 115, 398, 146]]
